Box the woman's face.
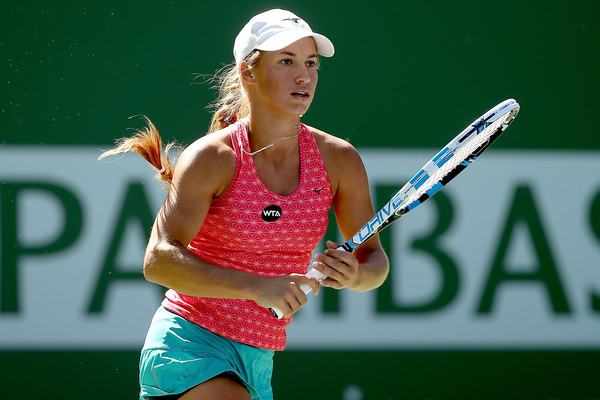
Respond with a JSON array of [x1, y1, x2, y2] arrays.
[[248, 37, 320, 119]]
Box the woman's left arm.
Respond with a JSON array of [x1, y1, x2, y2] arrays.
[[313, 136, 389, 291]]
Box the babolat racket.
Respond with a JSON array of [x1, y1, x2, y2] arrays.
[[270, 98, 520, 319]]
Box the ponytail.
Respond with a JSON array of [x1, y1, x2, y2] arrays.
[[98, 116, 179, 189], [99, 52, 260, 188]]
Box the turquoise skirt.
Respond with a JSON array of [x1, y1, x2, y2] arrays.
[[139, 306, 274, 400]]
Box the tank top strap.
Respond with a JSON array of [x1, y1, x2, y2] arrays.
[[228, 119, 249, 161]]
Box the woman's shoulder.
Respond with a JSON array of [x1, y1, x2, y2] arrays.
[[307, 125, 362, 164], [179, 128, 235, 167], [173, 127, 237, 196], [306, 125, 366, 195]]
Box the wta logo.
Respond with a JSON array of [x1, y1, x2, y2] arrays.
[[261, 205, 283, 222]]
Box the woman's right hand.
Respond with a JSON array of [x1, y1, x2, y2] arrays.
[[252, 273, 321, 318]]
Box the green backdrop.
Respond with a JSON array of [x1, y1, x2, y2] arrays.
[[2, 0, 599, 150], [1, 1, 599, 399]]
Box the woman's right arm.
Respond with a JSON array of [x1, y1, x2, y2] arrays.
[[142, 134, 320, 317]]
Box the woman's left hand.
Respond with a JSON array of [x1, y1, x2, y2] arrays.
[[312, 240, 360, 290]]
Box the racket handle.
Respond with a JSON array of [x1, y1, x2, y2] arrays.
[[269, 268, 328, 319]]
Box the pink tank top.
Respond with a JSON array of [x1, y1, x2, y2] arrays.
[[162, 120, 333, 350]]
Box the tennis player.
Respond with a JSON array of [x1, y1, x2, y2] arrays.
[[102, 8, 388, 400]]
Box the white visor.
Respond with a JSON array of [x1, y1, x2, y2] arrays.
[[233, 9, 335, 67]]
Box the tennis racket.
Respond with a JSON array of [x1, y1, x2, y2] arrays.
[[270, 98, 520, 319]]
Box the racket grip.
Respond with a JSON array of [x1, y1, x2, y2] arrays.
[[269, 268, 328, 319]]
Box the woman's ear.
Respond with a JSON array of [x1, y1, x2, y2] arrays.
[[240, 62, 255, 84]]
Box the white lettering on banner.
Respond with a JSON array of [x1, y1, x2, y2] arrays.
[[0, 147, 598, 349]]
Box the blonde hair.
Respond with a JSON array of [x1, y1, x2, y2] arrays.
[[98, 116, 179, 188], [99, 51, 262, 189], [208, 50, 261, 133]]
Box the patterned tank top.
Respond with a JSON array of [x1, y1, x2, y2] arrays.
[[162, 120, 333, 350]]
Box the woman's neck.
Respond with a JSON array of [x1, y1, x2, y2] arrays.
[[245, 112, 302, 156]]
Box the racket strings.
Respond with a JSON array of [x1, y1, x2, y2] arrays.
[[406, 111, 515, 205]]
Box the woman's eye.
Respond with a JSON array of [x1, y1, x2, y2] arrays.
[[306, 59, 321, 69], [279, 58, 320, 69]]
